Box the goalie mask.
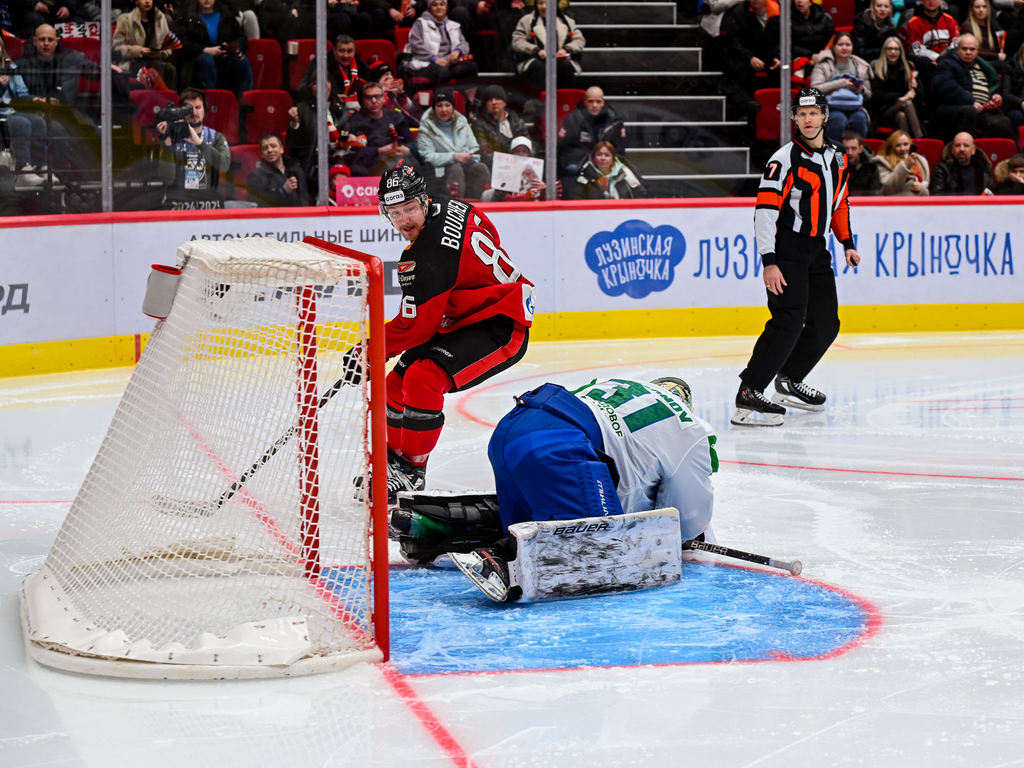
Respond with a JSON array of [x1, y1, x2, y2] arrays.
[[378, 165, 429, 225], [651, 376, 692, 410]]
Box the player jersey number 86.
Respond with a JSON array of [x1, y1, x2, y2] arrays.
[[471, 231, 521, 284]]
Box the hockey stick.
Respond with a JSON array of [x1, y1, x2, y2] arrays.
[[154, 355, 361, 519], [682, 539, 803, 576]]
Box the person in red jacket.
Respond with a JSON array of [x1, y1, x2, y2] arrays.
[[358, 164, 536, 501], [901, 0, 960, 95]]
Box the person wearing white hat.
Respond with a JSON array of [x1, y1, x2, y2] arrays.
[[481, 135, 549, 202]]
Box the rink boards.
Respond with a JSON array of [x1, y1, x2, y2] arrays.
[[1, 198, 1023, 376]]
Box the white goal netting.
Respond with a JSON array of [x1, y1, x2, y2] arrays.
[[21, 237, 387, 678]]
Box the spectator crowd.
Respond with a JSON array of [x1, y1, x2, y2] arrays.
[[2, 0, 1024, 210], [715, 0, 1024, 194], [1, 0, 656, 209]]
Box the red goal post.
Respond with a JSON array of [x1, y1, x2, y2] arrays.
[[20, 236, 390, 679]]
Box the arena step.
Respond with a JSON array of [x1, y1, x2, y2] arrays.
[[628, 146, 752, 176], [578, 24, 704, 48], [584, 47, 702, 72], [606, 95, 726, 123], [576, 71, 724, 96], [627, 121, 750, 149], [644, 175, 762, 198], [570, 1, 677, 25]]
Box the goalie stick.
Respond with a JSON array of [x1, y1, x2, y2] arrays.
[[683, 539, 803, 576], [153, 353, 361, 519]]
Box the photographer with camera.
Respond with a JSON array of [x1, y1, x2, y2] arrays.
[[247, 133, 308, 207], [156, 88, 231, 208]]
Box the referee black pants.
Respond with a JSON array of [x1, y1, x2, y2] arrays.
[[740, 229, 840, 392]]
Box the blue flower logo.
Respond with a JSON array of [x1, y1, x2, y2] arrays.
[[584, 220, 686, 299]]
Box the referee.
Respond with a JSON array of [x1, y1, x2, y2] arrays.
[[733, 88, 862, 427]]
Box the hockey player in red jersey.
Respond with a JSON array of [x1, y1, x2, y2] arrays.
[[363, 165, 536, 501]]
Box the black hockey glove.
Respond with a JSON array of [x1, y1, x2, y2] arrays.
[[341, 346, 364, 386]]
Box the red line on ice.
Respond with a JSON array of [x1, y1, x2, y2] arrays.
[[382, 665, 481, 768], [724, 459, 1024, 482]]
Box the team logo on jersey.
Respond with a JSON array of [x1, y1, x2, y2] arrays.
[[397, 261, 415, 273], [584, 220, 686, 299], [837, 153, 846, 169]]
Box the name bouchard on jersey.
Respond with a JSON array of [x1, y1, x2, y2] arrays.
[[585, 220, 686, 299], [440, 198, 471, 250]]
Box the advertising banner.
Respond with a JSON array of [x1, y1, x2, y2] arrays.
[[0, 200, 1020, 348]]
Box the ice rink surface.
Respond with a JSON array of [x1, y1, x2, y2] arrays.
[[2, 331, 1023, 767]]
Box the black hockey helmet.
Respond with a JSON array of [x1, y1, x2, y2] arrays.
[[651, 376, 692, 410], [378, 164, 429, 224], [792, 88, 829, 124]]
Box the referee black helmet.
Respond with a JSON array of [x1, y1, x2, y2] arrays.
[[791, 88, 830, 125]]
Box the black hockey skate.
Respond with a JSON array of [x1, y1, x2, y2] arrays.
[[450, 545, 520, 602], [353, 448, 426, 505], [772, 376, 826, 412], [731, 384, 786, 427]]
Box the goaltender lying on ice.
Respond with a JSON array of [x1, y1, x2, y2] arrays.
[[389, 377, 802, 602], [392, 376, 719, 601]]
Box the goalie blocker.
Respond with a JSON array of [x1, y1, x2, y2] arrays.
[[451, 508, 683, 603]]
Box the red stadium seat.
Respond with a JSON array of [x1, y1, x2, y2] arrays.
[[3, 33, 24, 61], [1019, 124, 1024, 149], [242, 89, 293, 145], [915, 137, 945, 172], [395, 26, 411, 53], [754, 88, 798, 141], [129, 89, 178, 145], [226, 143, 262, 201], [975, 138, 1018, 166], [824, 0, 855, 29], [540, 89, 586, 134], [356, 39, 397, 71], [286, 38, 331, 93], [60, 36, 101, 63], [861, 138, 883, 154], [201, 89, 240, 145], [246, 38, 282, 91]]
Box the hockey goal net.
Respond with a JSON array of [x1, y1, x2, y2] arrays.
[[21, 237, 389, 679]]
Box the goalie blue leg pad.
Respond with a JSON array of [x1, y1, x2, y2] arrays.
[[507, 508, 683, 602]]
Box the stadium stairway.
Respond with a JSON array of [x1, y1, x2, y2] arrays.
[[572, 0, 760, 197], [474, 0, 761, 197]]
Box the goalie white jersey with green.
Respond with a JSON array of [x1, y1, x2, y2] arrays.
[[571, 378, 718, 540]]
